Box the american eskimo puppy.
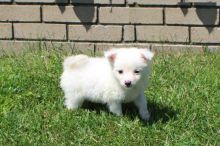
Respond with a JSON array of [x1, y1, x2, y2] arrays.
[[60, 48, 154, 120]]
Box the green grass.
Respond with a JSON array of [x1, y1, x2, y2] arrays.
[[0, 48, 219, 145]]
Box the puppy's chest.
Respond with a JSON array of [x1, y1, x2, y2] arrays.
[[123, 90, 140, 103]]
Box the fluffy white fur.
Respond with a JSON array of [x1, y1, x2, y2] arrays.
[[60, 48, 154, 120]]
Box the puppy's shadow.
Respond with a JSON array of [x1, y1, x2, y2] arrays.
[[82, 101, 107, 113], [82, 100, 178, 124], [124, 101, 178, 125]]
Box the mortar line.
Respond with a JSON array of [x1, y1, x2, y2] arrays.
[[11, 22, 15, 40], [66, 24, 69, 41], [189, 26, 191, 44], [96, 5, 100, 24], [163, 6, 166, 25], [40, 5, 43, 23], [122, 25, 125, 43]]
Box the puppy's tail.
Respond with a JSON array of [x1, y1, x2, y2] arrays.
[[63, 55, 89, 70]]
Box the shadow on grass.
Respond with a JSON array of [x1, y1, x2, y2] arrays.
[[147, 101, 178, 125], [81, 100, 178, 125]]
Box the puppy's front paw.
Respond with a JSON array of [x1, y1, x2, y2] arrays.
[[112, 110, 123, 116], [65, 105, 76, 110], [108, 102, 122, 116], [140, 111, 150, 121], [64, 100, 79, 110]]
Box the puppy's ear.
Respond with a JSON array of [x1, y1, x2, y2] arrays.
[[104, 50, 116, 63], [140, 49, 154, 62]]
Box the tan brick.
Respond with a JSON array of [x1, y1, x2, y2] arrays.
[[166, 8, 219, 25], [43, 42, 95, 56], [99, 7, 163, 24], [68, 25, 122, 42], [0, 0, 12, 2], [206, 46, 220, 53], [124, 25, 135, 42], [0, 41, 94, 56], [0, 23, 12, 39], [130, 8, 163, 24], [151, 44, 204, 54], [184, 0, 220, 6], [0, 5, 40, 22], [128, 0, 179, 5], [95, 43, 151, 53], [136, 26, 189, 43], [99, 7, 129, 24], [71, 0, 125, 4], [43, 6, 97, 23], [15, 0, 68, 3], [14, 23, 66, 40], [0, 41, 26, 56], [52, 42, 95, 56], [191, 27, 220, 43]]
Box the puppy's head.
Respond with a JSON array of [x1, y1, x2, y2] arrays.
[[105, 48, 154, 89]]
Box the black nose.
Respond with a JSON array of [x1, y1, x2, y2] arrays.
[[125, 81, 132, 87]]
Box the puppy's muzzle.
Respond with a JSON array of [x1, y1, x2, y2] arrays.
[[125, 81, 132, 88]]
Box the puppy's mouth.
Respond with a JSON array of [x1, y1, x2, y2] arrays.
[[125, 84, 132, 88]]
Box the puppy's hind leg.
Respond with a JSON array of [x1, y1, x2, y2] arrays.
[[64, 93, 84, 110]]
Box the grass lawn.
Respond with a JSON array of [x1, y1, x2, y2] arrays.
[[0, 48, 219, 145]]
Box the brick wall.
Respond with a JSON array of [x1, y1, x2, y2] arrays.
[[0, 0, 220, 54]]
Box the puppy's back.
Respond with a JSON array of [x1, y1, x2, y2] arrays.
[[63, 55, 89, 70]]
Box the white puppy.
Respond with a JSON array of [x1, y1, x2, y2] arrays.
[[60, 48, 154, 121]]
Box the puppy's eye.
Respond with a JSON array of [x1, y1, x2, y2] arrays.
[[118, 70, 123, 74], [134, 70, 140, 74]]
